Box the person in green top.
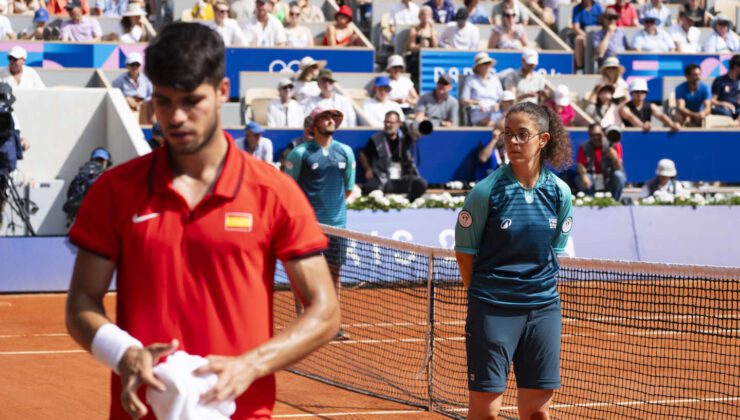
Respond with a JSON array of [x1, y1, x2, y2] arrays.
[[455, 102, 573, 420]]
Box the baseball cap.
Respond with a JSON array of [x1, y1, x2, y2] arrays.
[[554, 85, 570, 107], [374, 76, 391, 88], [436, 73, 453, 85], [90, 147, 112, 162], [308, 107, 344, 129], [8, 46, 27, 60], [317, 68, 335, 83], [245, 121, 264, 134], [125, 52, 143, 65], [33, 7, 49, 23], [278, 78, 294, 89], [386, 54, 405, 71], [65, 0, 82, 10], [630, 78, 648, 93], [522, 49, 538, 65]]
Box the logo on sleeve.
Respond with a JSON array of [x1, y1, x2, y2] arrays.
[[562, 217, 573, 233], [500, 218, 512, 230], [549, 218, 558, 229], [225, 212, 253, 232], [284, 161, 293, 170], [338, 162, 347, 169], [458, 210, 473, 228], [311, 163, 319, 170]]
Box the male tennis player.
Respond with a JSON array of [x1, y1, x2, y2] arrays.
[[65, 23, 340, 419], [285, 107, 355, 340]]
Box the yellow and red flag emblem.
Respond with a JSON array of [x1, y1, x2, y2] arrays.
[[224, 212, 253, 232]]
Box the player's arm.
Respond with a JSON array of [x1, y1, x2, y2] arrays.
[[197, 254, 339, 403], [66, 249, 177, 419], [552, 179, 574, 255], [454, 179, 492, 288], [284, 147, 303, 181], [343, 145, 356, 199]]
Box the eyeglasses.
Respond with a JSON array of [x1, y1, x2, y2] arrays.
[[216, 8, 229, 13], [500, 130, 545, 144], [644, 19, 656, 24], [503, 13, 515, 17], [290, 12, 301, 15], [280, 85, 294, 90]]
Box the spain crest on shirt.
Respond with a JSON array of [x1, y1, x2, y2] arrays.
[[224, 212, 253, 232]]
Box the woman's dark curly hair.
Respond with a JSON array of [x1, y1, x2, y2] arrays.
[[505, 101, 573, 170]]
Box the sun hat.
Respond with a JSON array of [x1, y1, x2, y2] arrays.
[[639, 10, 662, 26], [599, 56, 625, 75], [655, 158, 677, 177], [630, 78, 648, 93], [711, 14, 734, 31], [122, 2, 147, 16], [386, 54, 405, 71], [472, 52, 495, 70]]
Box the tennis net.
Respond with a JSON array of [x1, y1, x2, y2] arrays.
[[273, 225, 740, 419]]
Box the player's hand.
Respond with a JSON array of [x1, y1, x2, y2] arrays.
[[118, 339, 179, 419], [196, 354, 257, 404]]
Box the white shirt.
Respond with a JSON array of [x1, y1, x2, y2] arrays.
[[440, 22, 480, 50], [285, 25, 313, 47], [118, 24, 143, 43], [243, 15, 287, 46], [668, 24, 700, 53], [640, 3, 672, 28], [266, 99, 305, 128], [389, 76, 415, 108], [303, 93, 357, 127], [362, 97, 404, 127], [208, 19, 249, 46], [0, 66, 46, 89], [701, 31, 740, 53], [390, 1, 420, 25], [461, 74, 503, 124], [0, 15, 13, 40], [294, 80, 320, 103]]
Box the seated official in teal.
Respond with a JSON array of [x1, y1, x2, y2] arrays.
[[455, 102, 573, 420]]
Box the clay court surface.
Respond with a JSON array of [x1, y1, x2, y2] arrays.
[[0, 293, 447, 419]]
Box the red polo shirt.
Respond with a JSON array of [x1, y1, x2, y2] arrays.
[[69, 133, 327, 420]]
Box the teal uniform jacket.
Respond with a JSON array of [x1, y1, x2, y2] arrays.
[[455, 164, 573, 308], [286, 139, 356, 228]]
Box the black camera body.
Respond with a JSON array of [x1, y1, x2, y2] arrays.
[[0, 101, 22, 177]]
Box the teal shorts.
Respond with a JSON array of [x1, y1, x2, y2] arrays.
[[465, 296, 562, 393]]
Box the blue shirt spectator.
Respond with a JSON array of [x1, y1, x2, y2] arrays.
[[572, 0, 603, 28], [95, 0, 129, 16], [111, 52, 153, 112], [675, 80, 710, 112], [711, 59, 740, 120], [592, 26, 629, 60], [425, 0, 456, 23], [462, 0, 490, 24]]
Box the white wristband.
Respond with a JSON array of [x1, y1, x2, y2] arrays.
[[91, 323, 143, 375]]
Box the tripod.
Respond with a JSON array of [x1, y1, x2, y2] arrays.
[[0, 174, 35, 236]]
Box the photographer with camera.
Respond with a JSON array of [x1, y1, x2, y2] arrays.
[[0, 82, 32, 233], [359, 110, 429, 201], [575, 123, 626, 200], [62, 147, 112, 227]]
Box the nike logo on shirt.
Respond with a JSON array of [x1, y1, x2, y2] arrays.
[[132, 213, 160, 224]]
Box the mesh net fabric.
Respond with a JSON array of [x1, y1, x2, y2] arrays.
[[274, 226, 740, 419]]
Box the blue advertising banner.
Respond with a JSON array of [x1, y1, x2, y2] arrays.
[[420, 49, 574, 95], [617, 53, 732, 102]]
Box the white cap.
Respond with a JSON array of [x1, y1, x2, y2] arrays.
[[501, 90, 516, 102], [630, 78, 649, 93], [8, 46, 27, 60], [522, 48, 538, 65], [656, 158, 677, 177], [554, 84, 570, 106], [278, 77, 294, 88], [386, 54, 405, 71], [125, 52, 143, 65]]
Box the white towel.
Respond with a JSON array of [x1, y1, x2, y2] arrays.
[[146, 351, 236, 420]]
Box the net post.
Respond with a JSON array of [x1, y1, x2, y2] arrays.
[[426, 250, 436, 413]]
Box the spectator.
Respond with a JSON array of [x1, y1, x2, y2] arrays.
[[324, 5, 361, 46], [20, 8, 58, 41], [710, 54, 740, 123], [279, 115, 311, 171], [414, 73, 459, 127], [236, 121, 274, 163], [585, 83, 622, 128], [62, 147, 112, 226], [230, 0, 253, 20], [267, 78, 304, 128], [607, 0, 638, 27], [461, 52, 503, 126], [488, 5, 529, 50], [47, 0, 91, 15], [207, 0, 248, 46], [61, 0, 102, 41], [359, 110, 428, 201], [294, 56, 324, 103], [111, 2, 156, 43], [93, 0, 127, 16], [406, 5, 438, 84], [189, 0, 214, 20], [267, 0, 289, 23], [304, 69, 357, 127], [620, 78, 680, 131], [243, 0, 286, 46], [12, 0, 42, 15], [669, 7, 702, 53], [425, 0, 455, 23], [527, 0, 559, 28], [684, 0, 706, 27], [0, 47, 45, 89], [111, 52, 153, 113], [674, 63, 711, 127], [640, 159, 686, 198], [631, 10, 675, 52], [462, 0, 490, 25], [440, 9, 480, 50], [364, 76, 405, 127], [576, 123, 626, 200], [474, 90, 515, 180], [491, 0, 529, 25], [147, 122, 164, 150], [296, 0, 324, 23], [571, 0, 603, 70], [0, 5, 14, 40], [592, 56, 629, 103], [640, 0, 671, 28], [386, 55, 419, 114], [545, 84, 575, 126], [503, 48, 547, 104], [702, 14, 740, 53], [592, 8, 629, 64], [285, 4, 314, 47], [391, 0, 420, 25]]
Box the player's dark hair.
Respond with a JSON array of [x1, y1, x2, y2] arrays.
[[730, 54, 740, 70], [506, 102, 573, 170], [385, 110, 401, 121], [145, 22, 225, 91], [684, 63, 700, 76]]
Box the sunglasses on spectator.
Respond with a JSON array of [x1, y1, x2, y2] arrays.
[[280, 85, 294, 90], [503, 13, 515, 17], [290, 12, 301, 15], [644, 19, 656, 24], [127, 63, 141, 67], [8, 56, 19, 62], [217, 8, 229, 13]]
